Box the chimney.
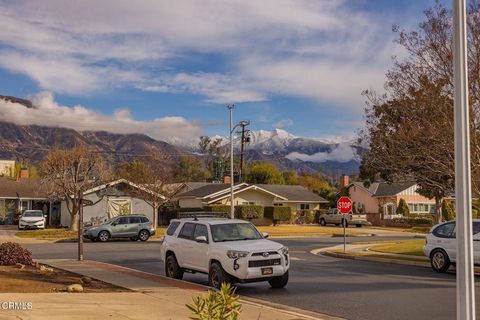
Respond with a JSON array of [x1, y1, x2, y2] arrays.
[[339, 175, 349, 188], [223, 176, 231, 184], [19, 168, 29, 179]]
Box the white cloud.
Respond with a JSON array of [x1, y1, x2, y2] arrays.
[[0, 92, 203, 145], [274, 119, 294, 129], [286, 142, 358, 163], [0, 0, 404, 107]]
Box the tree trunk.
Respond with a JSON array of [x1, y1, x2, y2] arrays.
[[434, 196, 442, 225], [153, 204, 158, 228], [70, 211, 79, 231]]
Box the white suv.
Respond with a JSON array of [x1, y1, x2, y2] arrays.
[[423, 220, 480, 272], [160, 218, 290, 289]]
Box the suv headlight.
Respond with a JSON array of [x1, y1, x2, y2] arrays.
[[281, 247, 289, 255], [226, 250, 249, 259]]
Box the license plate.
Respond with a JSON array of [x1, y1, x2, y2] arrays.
[[261, 267, 273, 275]]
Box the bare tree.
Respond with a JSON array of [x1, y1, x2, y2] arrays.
[[40, 146, 110, 231]]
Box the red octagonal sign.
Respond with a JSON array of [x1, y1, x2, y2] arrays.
[[337, 196, 353, 215]]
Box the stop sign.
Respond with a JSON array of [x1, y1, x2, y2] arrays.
[[337, 196, 353, 214]]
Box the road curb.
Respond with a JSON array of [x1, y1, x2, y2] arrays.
[[319, 250, 431, 268]]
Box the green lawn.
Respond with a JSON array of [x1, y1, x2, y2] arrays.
[[256, 225, 372, 237], [368, 239, 426, 256]]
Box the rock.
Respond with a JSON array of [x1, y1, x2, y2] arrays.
[[39, 265, 54, 273], [81, 276, 92, 284], [15, 263, 25, 270], [66, 284, 84, 293]]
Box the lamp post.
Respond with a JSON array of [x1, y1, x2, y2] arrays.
[[227, 105, 249, 219], [452, 0, 476, 319]]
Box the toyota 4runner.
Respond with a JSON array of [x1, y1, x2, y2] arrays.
[[160, 218, 290, 289]]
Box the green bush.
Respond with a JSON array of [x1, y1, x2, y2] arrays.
[[234, 205, 264, 220], [441, 200, 455, 221], [264, 206, 292, 224], [406, 215, 434, 226], [204, 205, 264, 220], [396, 198, 410, 216], [305, 211, 316, 224], [186, 283, 242, 320], [473, 209, 480, 219], [0, 242, 33, 266]]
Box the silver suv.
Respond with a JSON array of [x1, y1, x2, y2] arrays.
[[83, 214, 155, 242], [160, 218, 290, 289]]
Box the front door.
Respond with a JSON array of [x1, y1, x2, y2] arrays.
[[189, 224, 210, 273], [111, 216, 130, 237]]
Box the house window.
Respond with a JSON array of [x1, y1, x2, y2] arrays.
[[274, 203, 283, 206], [300, 204, 310, 210], [242, 201, 255, 205]]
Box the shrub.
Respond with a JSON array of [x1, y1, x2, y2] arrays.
[[178, 207, 207, 213], [186, 283, 242, 320], [264, 206, 292, 224], [396, 198, 410, 216], [473, 209, 480, 219], [305, 211, 316, 224], [441, 200, 455, 221], [390, 215, 434, 227], [0, 242, 33, 266], [204, 205, 264, 220], [234, 205, 264, 220]]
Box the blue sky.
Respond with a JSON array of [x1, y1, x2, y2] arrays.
[[0, 0, 442, 144]]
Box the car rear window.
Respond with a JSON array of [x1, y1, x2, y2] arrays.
[[129, 217, 141, 224], [179, 223, 195, 239], [166, 221, 180, 236]]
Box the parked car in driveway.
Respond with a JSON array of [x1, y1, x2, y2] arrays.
[[424, 220, 480, 272], [319, 208, 369, 227], [18, 210, 47, 230], [83, 214, 155, 242], [160, 217, 290, 289]]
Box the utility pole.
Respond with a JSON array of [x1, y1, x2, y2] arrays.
[[453, 0, 476, 319], [238, 124, 250, 182], [228, 105, 235, 220]]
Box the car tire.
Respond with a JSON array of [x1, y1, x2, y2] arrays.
[[98, 230, 110, 242], [91, 237, 99, 242], [209, 262, 231, 289], [356, 224, 362, 228], [269, 271, 289, 289], [165, 254, 184, 280], [341, 220, 348, 228], [320, 218, 326, 226], [138, 230, 150, 242], [430, 249, 450, 273], [130, 237, 138, 241]]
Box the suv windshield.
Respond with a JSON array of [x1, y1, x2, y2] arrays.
[[210, 223, 262, 242], [22, 211, 43, 217]]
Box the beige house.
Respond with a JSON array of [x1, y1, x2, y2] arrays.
[[348, 181, 436, 221], [175, 183, 328, 215]]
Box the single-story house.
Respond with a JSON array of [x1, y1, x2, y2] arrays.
[[348, 181, 436, 222], [60, 179, 166, 227], [0, 176, 60, 225], [175, 182, 328, 215]]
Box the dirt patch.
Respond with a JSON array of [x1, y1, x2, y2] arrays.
[[0, 265, 130, 293]]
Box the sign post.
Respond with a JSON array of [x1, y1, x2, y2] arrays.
[[337, 196, 353, 253]]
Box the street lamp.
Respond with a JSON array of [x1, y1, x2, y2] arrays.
[[227, 105, 250, 219]]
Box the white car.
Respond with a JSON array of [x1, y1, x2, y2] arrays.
[[160, 218, 290, 289], [423, 220, 480, 272], [18, 210, 47, 230]]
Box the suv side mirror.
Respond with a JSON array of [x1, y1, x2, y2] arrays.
[[195, 235, 208, 243], [262, 232, 269, 239]]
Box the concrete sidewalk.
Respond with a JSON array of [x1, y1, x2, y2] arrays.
[[29, 259, 339, 320]]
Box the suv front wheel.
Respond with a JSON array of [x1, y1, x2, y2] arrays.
[[165, 254, 184, 279], [269, 271, 289, 288], [209, 262, 231, 289]]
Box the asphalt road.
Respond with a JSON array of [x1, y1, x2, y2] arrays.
[[24, 236, 480, 320]]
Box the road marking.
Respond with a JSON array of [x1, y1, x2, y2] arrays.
[[290, 257, 305, 261]]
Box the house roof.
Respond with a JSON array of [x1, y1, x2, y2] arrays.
[[373, 182, 417, 197], [0, 177, 48, 199], [165, 182, 211, 197], [177, 182, 328, 203], [84, 178, 166, 199], [256, 184, 328, 203], [349, 181, 380, 195]]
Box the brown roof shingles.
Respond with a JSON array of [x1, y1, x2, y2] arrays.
[[0, 177, 47, 199]]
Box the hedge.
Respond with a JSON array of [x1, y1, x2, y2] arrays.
[[391, 215, 434, 226], [204, 205, 264, 220], [264, 206, 292, 224]]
